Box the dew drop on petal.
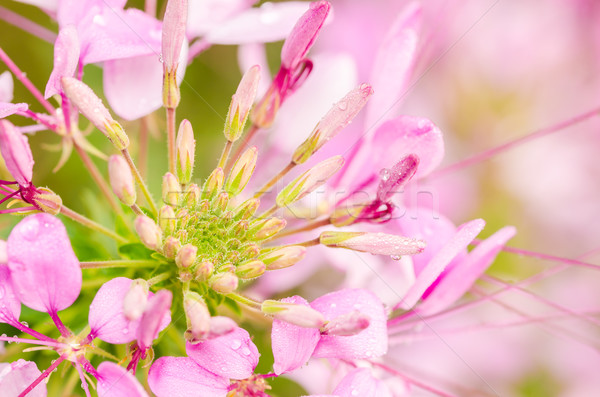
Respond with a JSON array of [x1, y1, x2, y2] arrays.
[[230, 339, 242, 350], [20, 218, 40, 241], [379, 168, 390, 181], [159, 54, 164, 63], [241, 347, 251, 356], [390, 255, 402, 261], [92, 14, 106, 26], [122, 328, 129, 335], [337, 101, 348, 111]]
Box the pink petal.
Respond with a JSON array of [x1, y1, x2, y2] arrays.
[[12, 0, 57, 12], [0, 359, 46, 397], [186, 326, 259, 380], [45, 25, 80, 98], [7, 214, 81, 313], [137, 290, 172, 351], [187, 0, 256, 38], [205, 2, 311, 45], [399, 218, 485, 310], [376, 154, 419, 202], [370, 116, 444, 179], [333, 368, 392, 397], [162, 0, 187, 71], [0, 103, 28, 119], [281, 1, 330, 69], [311, 289, 387, 360], [0, 264, 21, 324], [0, 120, 34, 186], [88, 277, 140, 344], [148, 357, 229, 397], [0, 71, 14, 103], [417, 226, 517, 315], [97, 362, 148, 397], [365, 4, 421, 128], [271, 296, 320, 375]]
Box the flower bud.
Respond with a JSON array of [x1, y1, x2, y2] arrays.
[[162, 0, 187, 73], [162, 236, 181, 259], [321, 310, 370, 336], [32, 187, 62, 215], [224, 65, 260, 142], [226, 146, 257, 196], [241, 243, 260, 259], [233, 198, 260, 220], [108, 155, 136, 206], [183, 291, 210, 344], [202, 167, 224, 200], [261, 246, 306, 270], [182, 183, 200, 207], [293, 84, 373, 164], [176, 243, 197, 268], [162, 172, 180, 206], [214, 192, 229, 212], [262, 300, 326, 328], [0, 119, 33, 187], [123, 279, 149, 321], [329, 201, 369, 227], [163, 70, 180, 108], [158, 205, 176, 234], [209, 272, 238, 294], [195, 260, 214, 281], [377, 154, 419, 202], [235, 260, 265, 280], [249, 217, 286, 240], [319, 231, 426, 257], [61, 77, 129, 149], [276, 156, 344, 207], [176, 119, 195, 184], [250, 84, 281, 129], [135, 215, 163, 250]]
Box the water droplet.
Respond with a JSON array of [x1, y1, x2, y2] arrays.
[[122, 328, 129, 335], [337, 101, 348, 111], [241, 347, 251, 356], [92, 14, 106, 26], [230, 339, 242, 350], [19, 218, 40, 241], [390, 255, 402, 261], [379, 168, 390, 181], [330, 303, 337, 308], [221, 366, 227, 372], [93, 108, 100, 113], [159, 54, 164, 63]]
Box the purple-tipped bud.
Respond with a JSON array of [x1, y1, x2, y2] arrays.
[[183, 291, 210, 344], [262, 299, 326, 328], [261, 246, 306, 270], [162, 236, 181, 259], [162, 0, 188, 72], [135, 215, 163, 250], [176, 243, 197, 268], [276, 156, 344, 207], [176, 119, 195, 184], [320, 231, 426, 257], [158, 205, 176, 234], [249, 217, 287, 240], [207, 316, 237, 339], [293, 84, 373, 164], [162, 172, 180, 206], [321, 310, 370, 336], [0, 120, 33, 187], [202, 167, 224, 200], [377, 154, 419, 202], [210, 272, 239, 294], [108, 155, 136, 206], [226, 146, 257, 196], [224, 65, 261, 142], [195, 260, 214, 281], [281, 1, 330, 70], [61, 77, 129, 149], [123, 279, 149, 321], [235, 260, 265, 280], [32, 187, 62, 215]]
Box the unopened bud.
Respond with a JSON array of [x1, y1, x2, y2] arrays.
[[162, 0, 187, 73], [262, 300, 326, 328], [232, 220, 249, 236], [321, 310, 370, 336], [108, 155, 136, 206], [162, 236, 181, 259], [209, 272, 239, 294], [293, 84, 373, 164], [162, 172, 180, 205], [158, 205, 176, 234], [224, 65, 260, 142], [162, 69, 180, 108], [329, 201, 368, 227], [182, 183, 200, 207], [250, 84, 281, 129], [176, 243, 197, 268], [235, 260, 265, 280], [249, 217, 286, 240], [226, 146, 257, 196], [195, 260, 214, 281], [0, 120, 33, 187], [241, 243, 260, 259], [261, 246, 306, 270], [233, 198, 260, 220], [183, 291, 210, 344], [276, 156, 343, 207], [319, 231, 426, 256], [61, 77, 129, 149], [202, 167, 224, 200], [176, 119, 195, 184], [135, 215, 162, 250], [32, 187, 62, 215], [123, 279, 149, 321], [215, 192, 229, 212]]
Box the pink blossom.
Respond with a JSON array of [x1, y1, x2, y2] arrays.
[[0, 119, 34, 188], [44, 25, 79, 98], [0, 359, 46, 397], [0, 263, 21, 324], [331, 368, 392, 397], [97, 362, 148, 397]]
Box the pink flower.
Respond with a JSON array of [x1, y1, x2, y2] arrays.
[[0, 359, 46, 397], [0, 71, 29, 119]]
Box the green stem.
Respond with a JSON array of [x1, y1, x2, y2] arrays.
[[148, 271, 172, 286], [80, 260, 158, 269], [226, 292, 262, 310], [218, 140, 233, 170], [226, 124, 259, 173], [60, 206, 128, 244], [122, 148, 158, 217], [167, 107, 177, 175], [254, 161, 295, 199]]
